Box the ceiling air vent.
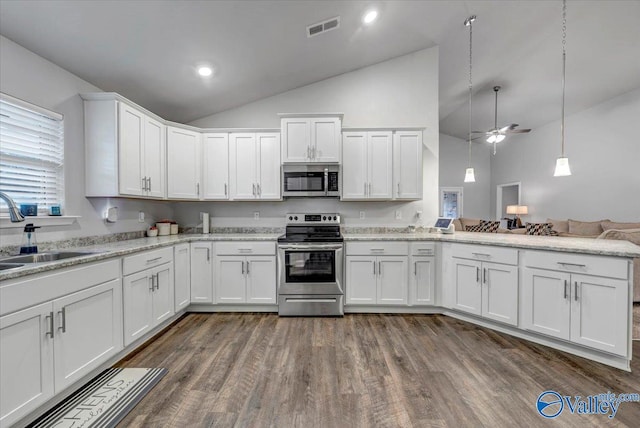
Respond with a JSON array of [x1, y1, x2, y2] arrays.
[[307, 16, 340, 38]]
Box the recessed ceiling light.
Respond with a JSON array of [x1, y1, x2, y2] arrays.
[[363, 10, 378, 24], [197, 66, 213, 77]]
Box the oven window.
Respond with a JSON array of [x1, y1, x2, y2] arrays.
[[285, 250, 335, 283], [284, 173, 324, 192]]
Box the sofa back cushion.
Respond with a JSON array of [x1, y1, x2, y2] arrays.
[[526, 222, 558, 236], [601, 220, 640, 231], [546, 218, 569, 233], [568, 219, 606, 236]]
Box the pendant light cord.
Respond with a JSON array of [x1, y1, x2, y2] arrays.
[[467, 16, 474, 167], [561, 0, 567, 157]]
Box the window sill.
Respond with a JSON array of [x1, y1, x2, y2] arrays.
[[0, 216, 80, 229]]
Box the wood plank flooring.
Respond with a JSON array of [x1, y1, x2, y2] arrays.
[[116, 313, 640, 427]]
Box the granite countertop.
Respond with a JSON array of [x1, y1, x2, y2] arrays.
[[2, 230, 639, 282]]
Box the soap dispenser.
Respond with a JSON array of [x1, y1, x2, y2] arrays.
[[20, 223, 40, 254]]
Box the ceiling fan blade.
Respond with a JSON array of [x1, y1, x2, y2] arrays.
[[469, 131, 489, 135], [507, 128, 532, 134]]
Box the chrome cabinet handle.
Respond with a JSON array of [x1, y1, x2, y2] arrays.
[[378, 261, 382, 276], [206, 247, 210, 261], [472, 252, 491, 258], [574, 281, 579, 301], [252, 183, 256, 196], [414, 261, 417, 276], [307, 146, 311, 159], [246, 261, 250, 275], [476, 267, 480, 282], [155, 273, 159, 290], [46, 311, 54, 338], [483, 268, 487, 284], [364, 182, 367, 196], [57, 307, 66, 333], [257, 183, 261, 196], [373, 261, 376, 276], [397, 183, 400, 195], [148, 177, 152, 192], [142, 177, 147, 191], [146, 256, 162, 264], [564, 279, 568, 299], [224, 183, 228, 196], [149, 275, 154, 291], [558, 262, 587, 268], [312, 146, 316, 159]]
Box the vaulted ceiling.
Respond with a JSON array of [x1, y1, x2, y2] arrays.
[[1, 1, 639, 139]]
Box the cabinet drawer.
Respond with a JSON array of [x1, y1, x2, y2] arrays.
[[123, 247, 173, 276], [215, 241, 275, 256], [523, 250, 628, 280], [451, 244, 518, 266], [410, 242, 436, 256], [346, 241, 409, 256]]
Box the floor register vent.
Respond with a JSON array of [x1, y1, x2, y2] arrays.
[[307, 16, 340, 38]]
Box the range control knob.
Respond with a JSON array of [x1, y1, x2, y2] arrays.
[[323, 216, 327, 221], [333, 216, 337, 221], [294, 216, 298, 221], [289, 216, 293, 221]]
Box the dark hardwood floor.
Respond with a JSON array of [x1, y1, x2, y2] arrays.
[[116, 313, 640, 427]]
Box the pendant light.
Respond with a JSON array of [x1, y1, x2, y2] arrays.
[[463, 15, 476, 183], [554, 0, 572, 176]]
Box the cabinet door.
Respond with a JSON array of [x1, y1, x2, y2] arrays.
[[203, 133, 229, 200], [281, 118, 310, 163], [190, 243, 213, 303], [451, 259, 482, 316], [167, 127, 201, 199], [229, 133, 257, 200], [368, 131, 393, 199], [215, 256, 246, 303], [123, 271, 153, 346], [174, 243, 191, 311], [570, 274, 628, 356], [341, 132, 368, 200], [378, 256, 408, 305], [143, 116, 166, 198], [311, 118, 341, 163], [246, 256, 276, 304], [522, 268, 571, 340], [393, 131, 422, 200], [0, 302, 54, 427], [53, 279, 123, 391], [152, 264, 174, 326], [410, 256, 435, 306], [256, 133, 281, 200], [481, 263, 518, 326], [118, 102, 144, 196], [345, 256, 377, 304]]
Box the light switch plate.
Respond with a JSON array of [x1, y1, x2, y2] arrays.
[[254, 211, 260, 220], [395, 210, 402, 220]]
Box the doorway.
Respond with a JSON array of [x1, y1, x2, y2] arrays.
[[440, 187, 463, 218], [496, 182, 520, 219]]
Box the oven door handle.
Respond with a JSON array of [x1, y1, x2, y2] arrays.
[[278, 243, 344, 251]]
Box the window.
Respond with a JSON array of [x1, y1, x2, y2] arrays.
[[0, 93, 64, 213]]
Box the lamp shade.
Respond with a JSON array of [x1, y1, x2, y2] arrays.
[[516, 205, 528, 215], [506, 205, 518, 215], [464, 167, 476, 183], [554, 157, 572, 176]]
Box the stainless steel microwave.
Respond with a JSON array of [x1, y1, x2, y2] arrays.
[[282, 165, 340, 197]]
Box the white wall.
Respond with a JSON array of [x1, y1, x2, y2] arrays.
[[0, 35, 173, 246], [180, 47, 440, 228], [490, 88, 640, 223], [438, 133, 491, 219]]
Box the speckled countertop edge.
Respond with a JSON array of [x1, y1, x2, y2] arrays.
[[2, 231, 639, 281]]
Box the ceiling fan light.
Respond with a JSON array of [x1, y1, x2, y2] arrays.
[[495, 134, 505, 143], [464, 167, 476, 183], [486, 135, 496, 143], [554, 157, 572, 176]]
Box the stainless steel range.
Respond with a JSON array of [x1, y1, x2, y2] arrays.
[[277, 213, 344, 316]]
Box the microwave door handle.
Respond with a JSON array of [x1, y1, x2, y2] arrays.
[[324, 168, 329, 196]]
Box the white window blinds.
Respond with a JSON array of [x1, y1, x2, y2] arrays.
[[0, 93, 64, 211]]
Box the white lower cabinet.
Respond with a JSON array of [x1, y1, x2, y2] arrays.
[[190, 242, 214, 303], [409, 243, 436, 306], [450, 245, 518, 326], [0, 266, 122, 428], [214, 242, 276, 304], [346, 256, 408, 305], [122, 250, 175, 347], [523, 261, 628, 357], [174, 243, 191, 311]]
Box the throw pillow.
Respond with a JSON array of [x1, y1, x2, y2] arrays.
[[546, 218, 569, 233], [601, 220, 640, 231], [568, 219, 606, 236], [526, 222, 559, 236], [480, 220, 501, 233], [460, 218, 481, 230], [465, 224, 483, 232]]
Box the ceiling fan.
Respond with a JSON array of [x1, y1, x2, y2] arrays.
[[471, 86, 531, 154]]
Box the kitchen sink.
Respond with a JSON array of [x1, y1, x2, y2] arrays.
[[0, 251, 101, 264], [0, 262, 25, 271]]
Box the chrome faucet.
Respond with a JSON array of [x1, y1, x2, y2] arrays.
[[0, 191, 25, 222]]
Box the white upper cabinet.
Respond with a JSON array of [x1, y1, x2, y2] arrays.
[[202, 133, 229, 200], [393, 131, 423, 200], [167, 126, 201, 200], [229, 132, 281, 200], [281, 115, 342, 163], [83, 97, 166, 199], [341, 130, 392, 200]]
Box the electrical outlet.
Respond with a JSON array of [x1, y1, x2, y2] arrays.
[[254, 211, 260, 220], [359, 211, 365, 219], [395, 210, 402, 220], [138, 211, 145, 223], [416, 210, 423, 220]]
